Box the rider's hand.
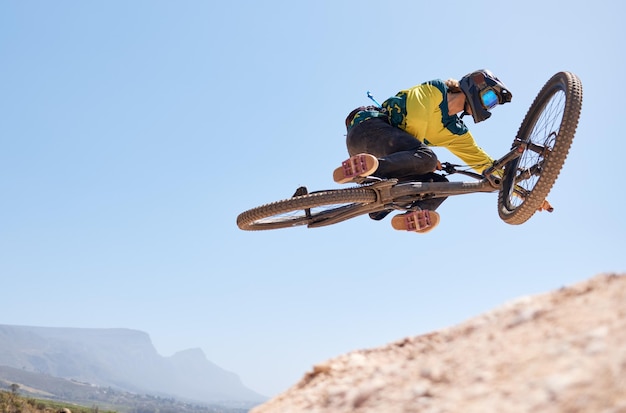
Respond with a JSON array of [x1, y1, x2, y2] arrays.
[[436, 161, 442, 171]]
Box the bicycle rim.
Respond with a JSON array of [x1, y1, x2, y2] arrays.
[[237, 187, 378, 231], [498, 71, 583, 225]]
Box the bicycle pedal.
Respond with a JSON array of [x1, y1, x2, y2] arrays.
[[292, 186, 308, 197], [333, 153, 379, 184], [391, 210, 440, 233]]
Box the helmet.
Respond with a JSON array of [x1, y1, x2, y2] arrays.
[[459, 69, 512, 123]]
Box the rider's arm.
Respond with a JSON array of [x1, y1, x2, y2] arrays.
[[400, 80, 495, 173], [430, 130, 495, 174]]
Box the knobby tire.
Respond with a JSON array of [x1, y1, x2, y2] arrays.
[[236, 187, 377, 231], [498, 71, 583, 225]]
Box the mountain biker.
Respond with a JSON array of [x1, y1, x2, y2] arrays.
[[333, 69, 512, 233]]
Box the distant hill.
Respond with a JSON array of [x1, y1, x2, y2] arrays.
[[0, 325, 265, 409]]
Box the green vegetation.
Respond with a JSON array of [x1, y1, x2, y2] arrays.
[[0, 388, 115, 413], [0, 385, 250, 413]]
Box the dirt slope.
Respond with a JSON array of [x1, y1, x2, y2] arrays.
[[252, 273, 626, 413]]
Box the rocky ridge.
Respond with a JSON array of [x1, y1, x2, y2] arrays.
[[252, 273, 626, 413]]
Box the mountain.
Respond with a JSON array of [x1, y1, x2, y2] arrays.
[[0, 325, 265, 408]]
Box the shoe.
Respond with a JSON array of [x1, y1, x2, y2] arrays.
[[391, 210, 440, 233], [333, 153, 379, 184], [369, 209, 392, 221]]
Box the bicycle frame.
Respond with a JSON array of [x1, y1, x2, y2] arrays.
[[307, 143, 526, 228]]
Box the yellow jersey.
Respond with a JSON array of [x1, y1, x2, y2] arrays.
[[382, 79, 494, 173]]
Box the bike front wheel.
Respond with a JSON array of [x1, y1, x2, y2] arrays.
[[498, 71, 583, 225], [236, 187, 378, 231]]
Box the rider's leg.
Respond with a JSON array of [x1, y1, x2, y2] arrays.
[[336, 118, 437, 184], [376, 151, 439, 179], [342, 118, 442, 227], [346, 118, 438, 178]]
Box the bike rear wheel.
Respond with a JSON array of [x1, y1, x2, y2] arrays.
[[236, 187, 378, 231], [498, 71, 583, 225]]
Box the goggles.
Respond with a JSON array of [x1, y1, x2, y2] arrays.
[[480, 88, 499, 110]]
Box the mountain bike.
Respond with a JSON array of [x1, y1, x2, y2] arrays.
[[237, 71, 583, 231]]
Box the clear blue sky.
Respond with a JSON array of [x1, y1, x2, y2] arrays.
[[1, 0, 624, 398]]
